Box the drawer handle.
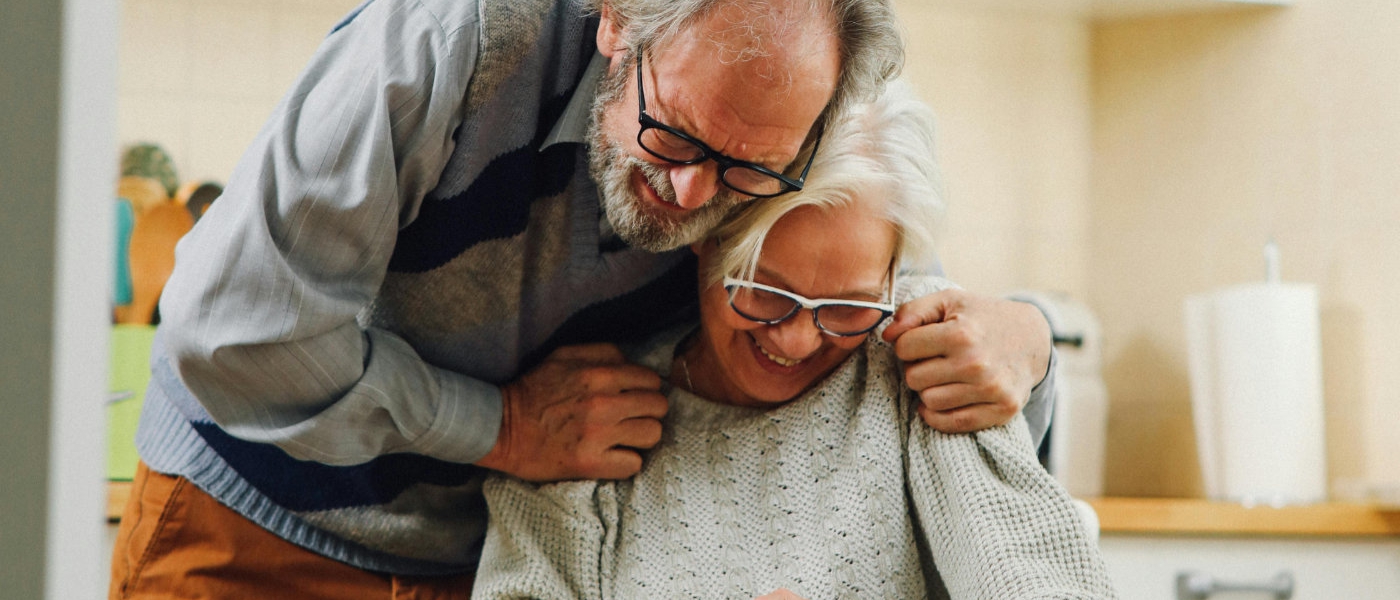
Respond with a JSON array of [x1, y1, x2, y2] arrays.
[[1176, 570, 1294, 600]]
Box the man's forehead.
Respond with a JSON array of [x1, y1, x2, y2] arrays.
[[645, 12, 839, 165]]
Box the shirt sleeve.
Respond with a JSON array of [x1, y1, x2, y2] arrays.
[[156, 0, 502, 466]]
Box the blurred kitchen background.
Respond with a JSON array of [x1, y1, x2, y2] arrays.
[[114, 0, 1398, 500], [6, 0, 1399, 598]]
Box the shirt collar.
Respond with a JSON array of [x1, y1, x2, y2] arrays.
[[541, 51, 610, 150]]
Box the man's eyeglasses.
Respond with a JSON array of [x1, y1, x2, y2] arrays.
[[723, 277, 896, 337], [635, 50, 822, 198]]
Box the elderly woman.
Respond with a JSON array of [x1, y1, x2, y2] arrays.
[[470, 84, 1115, 600]]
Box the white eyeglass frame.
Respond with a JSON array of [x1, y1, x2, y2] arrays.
[[721, 276, 897, 337]]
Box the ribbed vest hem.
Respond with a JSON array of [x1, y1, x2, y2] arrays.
[[135, 385, 477, 576]]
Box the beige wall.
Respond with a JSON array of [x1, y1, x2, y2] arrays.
[[894, 1, 1093, 299], [1092, 0, 1400, 498], [896, 0, 1398, 499], [118, 0, 362, 183]]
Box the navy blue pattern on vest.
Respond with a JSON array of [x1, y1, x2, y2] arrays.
[[387, 91, 578, 273]]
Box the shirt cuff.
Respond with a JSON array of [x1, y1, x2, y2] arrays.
[[1022, 347, 1057, 450], [406, 369, 504, 464]]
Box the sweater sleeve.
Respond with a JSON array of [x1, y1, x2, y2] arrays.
[[472, 477, 612, 600], [156, 0, 504, 465], [904, 409, 1118, 598]]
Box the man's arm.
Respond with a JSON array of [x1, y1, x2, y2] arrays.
[[159, 0, 497, 466], [163, 0, 667, 480]]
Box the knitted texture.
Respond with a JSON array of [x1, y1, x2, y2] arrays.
[[473, 278, 1116, 599]]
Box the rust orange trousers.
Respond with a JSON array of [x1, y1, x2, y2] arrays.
[[109, 462, 475, 600]]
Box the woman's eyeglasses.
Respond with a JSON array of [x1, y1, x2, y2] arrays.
[[722, 277, 896, 337]]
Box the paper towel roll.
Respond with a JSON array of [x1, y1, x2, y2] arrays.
[[1185, 283, 1326, 505]]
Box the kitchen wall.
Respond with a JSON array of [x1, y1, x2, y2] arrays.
[[1091, 1, 1400, 498], [894, 0, 1399, 499], [118, 0, 361, 182], [118, 0, 1397, 500], [894, 2, 1093, 301]]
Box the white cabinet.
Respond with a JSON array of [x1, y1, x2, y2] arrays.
[[1100, 535, 1400, 599]]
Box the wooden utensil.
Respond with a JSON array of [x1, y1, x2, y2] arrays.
[[115, 201, 193, 324]]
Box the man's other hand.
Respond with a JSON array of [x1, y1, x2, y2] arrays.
[[476, 344, 667, 481], [881, 288, 1051, 432]]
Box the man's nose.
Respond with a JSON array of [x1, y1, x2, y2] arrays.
[[765, 311, 823, 360], [667, 162, 721, 210]]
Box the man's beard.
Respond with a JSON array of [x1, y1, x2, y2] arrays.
[[586, 58, 744, 252]]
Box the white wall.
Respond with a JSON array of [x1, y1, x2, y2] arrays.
[[0, 0, 117, 597]]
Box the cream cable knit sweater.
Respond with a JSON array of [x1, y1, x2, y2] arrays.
[[472, 284, 1115, 600]]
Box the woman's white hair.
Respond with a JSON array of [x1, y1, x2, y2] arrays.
[[578, 0, 903, 121], [705, 80, 944, 285]]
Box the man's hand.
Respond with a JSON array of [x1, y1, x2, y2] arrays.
[[476, 344, 667, 481], [881, 288, 1051, 432]]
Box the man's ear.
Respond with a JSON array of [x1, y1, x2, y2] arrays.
[[596, 3, 626, 59]]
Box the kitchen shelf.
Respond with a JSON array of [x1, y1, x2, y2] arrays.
[[1089, 497, 1400, 537]]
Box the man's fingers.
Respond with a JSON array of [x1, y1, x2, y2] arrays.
[[916, 385, 1017, 432], [892, 316, 982, 364], [901, 350, 991, 392], [548, 343, 627, 364], [594, 390, 669, 422], [916, 381, 981, 413], [881, 290, 957, 344], [917, 401, 987, 433], [591, 447, 645, 480], [577, 362, 663, 394], [611, 416, 664, 450]]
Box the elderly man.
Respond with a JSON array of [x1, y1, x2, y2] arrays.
[[109, 0, 1056, 597]]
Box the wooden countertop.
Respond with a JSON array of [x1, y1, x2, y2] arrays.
[[1088, 496, 1400, 537], [107, 482, 1400, 537]]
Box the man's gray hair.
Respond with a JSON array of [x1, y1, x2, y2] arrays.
[[705, 80, 944, 286], [579, 0, 904, 120]]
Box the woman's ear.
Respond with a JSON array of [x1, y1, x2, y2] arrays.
[[596, 3, 626, 59]]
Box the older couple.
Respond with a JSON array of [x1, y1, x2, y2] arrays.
[[112, 0, 1100, 598]]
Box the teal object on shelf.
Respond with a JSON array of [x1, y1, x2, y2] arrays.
[[114, 198, 135, 306]]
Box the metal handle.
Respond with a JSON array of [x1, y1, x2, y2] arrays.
[[1176, 570, 1294, 600]]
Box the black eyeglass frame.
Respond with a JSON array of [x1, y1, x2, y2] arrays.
[[634, 50, 822, 199]]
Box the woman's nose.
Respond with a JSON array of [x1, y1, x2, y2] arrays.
[[668, 162, 721, 210], [765, 310, 824, 360]]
